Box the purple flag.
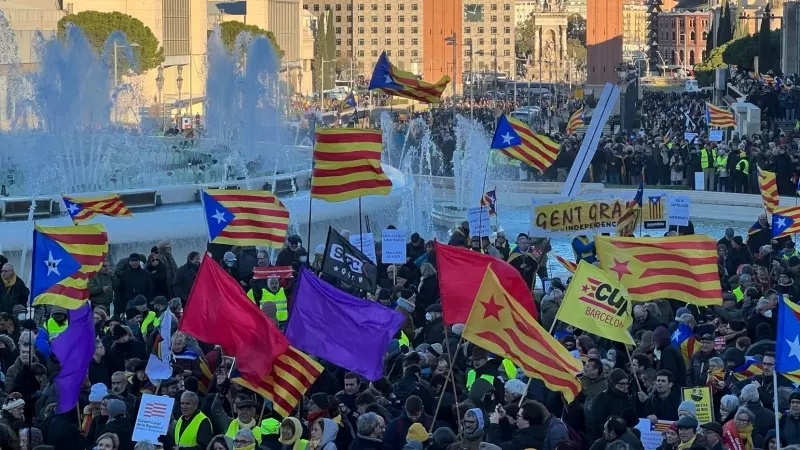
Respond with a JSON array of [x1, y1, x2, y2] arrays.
[[285, 267, 406, 380], [52, 304, 95, 414]]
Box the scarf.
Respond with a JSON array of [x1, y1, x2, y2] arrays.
[[397, 298, 415, 313], [677, 435, 696, 450], [237, 417, 257, 430], [306, 411, 328, 423], [279, 417, 308, 450], [723, 419, 753, 450], [1, 274, 16, 289], [237, 444, 256, 450], [706, 368, 726, 394]]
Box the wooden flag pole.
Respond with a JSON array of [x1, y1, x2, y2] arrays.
[[518, 318, 559, 407], [429, 326, 464, 434]]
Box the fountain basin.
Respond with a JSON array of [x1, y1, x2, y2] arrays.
[[431, 202, 470, 229]]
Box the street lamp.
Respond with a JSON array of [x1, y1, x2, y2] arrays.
[[445, 33, 457, 119], [156, 65, 165, 131], [176, 64, 184, 121]]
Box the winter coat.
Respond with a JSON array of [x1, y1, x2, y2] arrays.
[[147, 262, 170, 299], [45, 411, 89, 450], [486, 423, 544, 450], [88, 271, 117, 309], [173, 262, 199, 302], [654, 344, 687, 387], [588, 387, 634, 442], [383, 412, 436, 450], [688, 349, 719, 387], [0, 277, 29, 315], [104, 416, 135, 450], [117, 267, 154, 304], [540, 295, 561, 334], [348, 435, 383, 450]]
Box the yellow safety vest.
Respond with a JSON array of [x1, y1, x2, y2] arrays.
[[783, 249, 799, 260], [715, 155, 728, 172], [466, 359, 517, 391], [733, 286, 744, 302], [399, 331, 410, 348], [466, 370, 494, 392], [140, 311, 161, 335], [175, 412, 211, 448], [736, 159, 750, 175], [46, 318, 68, 340], [226, 420, 263, 444], [572, 236, 595, 261], [260, 288, 288, 322], [700, 148, 716, 169]]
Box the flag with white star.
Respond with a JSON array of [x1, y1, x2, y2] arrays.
[[368, 51, 450, 104], [776, 295, 800, 381], [62, 194, 132, 224], [201, 189, 289, 249], [490, 114, 560, 174], [772, 205, 800, 238], [31, 224, 108, 309]]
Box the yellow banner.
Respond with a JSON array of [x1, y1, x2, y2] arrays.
[[531, 198, 626, 236], [554, 261, 634, 344], [682, 387, 713, 424]]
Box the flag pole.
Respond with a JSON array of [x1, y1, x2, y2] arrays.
[[518, 317, 559, 407], [775, 369, 782, 450], [429, 326, 463, 434], [624, 346, 644, 392], [358, 197, 364, 252], [306, 121, 317, 264]]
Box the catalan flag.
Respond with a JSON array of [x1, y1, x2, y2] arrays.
[[62, 194, 132, 224], [761, 73, 775, 85], [759, 167, 779, 214], [595, 235, 722, 306], [566, 107, 585, 135], [776, 295, 800, 382], [311, 128, 393, 202], [31, 224, 108, 309], [481, 189, 497, 216], [732, 356, 763, 381], [344, 91, 357, 109], [772, 206, 800, 238], [490, 114, 560, 173], [705, 102, 736, 128], [231, 346, 323, 417], [671, 322, 700, 366], [648, 196, 664, 220], [554, 254, 577, 273], [616, 172, 644, 237], [201, 189, 289, 249], [462, 268, 582, 402], [368, 52, 450, 104]]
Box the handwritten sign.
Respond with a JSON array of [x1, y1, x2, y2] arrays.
[[349, 233, 377, 264], [133, 394, 174, 442], [381, 229, 407, 264], [709, 130, 724, 141], [668, 195, 690, 227], [468, 206, 491, 237]]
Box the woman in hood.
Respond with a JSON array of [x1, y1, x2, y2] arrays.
[[459, 408, 485, 450], [208, 435, 234, 450], [308, 418, 338, 450], [278, 417, 307, 450]]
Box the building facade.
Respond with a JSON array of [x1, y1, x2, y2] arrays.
[[515, 0, 539, 24], [587, 0, 623, 85], [623, 3, 649, 61], [656, 10, 711, 68], [524, 12, 569, 81]]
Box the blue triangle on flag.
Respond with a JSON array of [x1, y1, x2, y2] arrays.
[[773, 213, 794, 237], [63, 198, 83, 219], [31, 230, 81, 300], [201, 191, 235, 241], [490, 115, 522, 149]]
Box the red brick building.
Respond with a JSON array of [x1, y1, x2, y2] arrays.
[[656, 10, 712, 69], [587, 0, 624, 85]]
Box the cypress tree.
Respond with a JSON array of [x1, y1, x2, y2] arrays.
[[758, 4, 772, 72]]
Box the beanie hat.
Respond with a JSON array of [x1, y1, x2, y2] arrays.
[[111, 325, 128, 341], [134, 295, 148, 307], [427, 343, 443, 358], [652, 326, 671, 347], [678, 400, 697, 418], [310, 392, 330, 410], [152, 296, 168, 307], [451, 324, 465, 335], [608, 368, 628, 387], [407, 423, 429, 442], [677, 415, 699, 429], [791, 390, 800, 403], [88, 383, 109, 402], [107, 399, 127, 418]]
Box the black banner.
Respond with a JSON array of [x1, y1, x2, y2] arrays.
[[321, 227, 378, 292]]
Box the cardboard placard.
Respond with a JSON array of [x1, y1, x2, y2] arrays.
[[381, 229, 407, 264], [252, 266, 294, 280], [349, 233, 377, 264], [468, 206, 491, 237], [668, 195, 691, 227], [133, 394, 175, 443]]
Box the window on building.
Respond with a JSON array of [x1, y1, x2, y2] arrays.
[[372, 16, 378, 22], [359, 39, 364, 46], [371, 38, 378, 45], [399, 27, 405, 34], [465, 37, 472, 45], [358, 16, 364, 22], [411, 49, 418, 57], [411, 3, 418, 10], [371, 3, 378, 10], [386, 27, 392, 33], [690, 31, 695, 41], [504, 49, 510, 56], [336, 50, 341, 57], [335, 27, 341, 33], [336, 4, 341, 10], [491, 37, 497, 45], [491, 15, 498, 22], [372, 50, 378, 57], [479, 38, 484, 45], [163, 0, 190, 57], [399, 4, 405, 10], [504, 26, 511, 33], [347, 4, 352, 10], [504, 3, 511, 10], [399, 16, 405, 22], [347, 27, 352, 33], [386, 4, 391, 10], [386, 50, 391, 56], [313, 4, 319, 11], [491, 4, 497, 10], [412, 38, 419, 45], [358, 27, 364, 33], [385, 15, 391, 22], [324, 5, 330, 10], [371, 27, 378, 34], [385, 38, 392, 45], [478, 27, 484, 33], [504, 38, 510, 45], [504, 15, 510, 22], [491, 49, 496, 56], [336, 15, 342, 22], [399, 50, 405, 57], [689, 50, 695, 65], [465, 27, 471, 34], [399, 38, 405, 45], [411, 27, 418, 33], [336, 38, 341, 45], [411, 16, 418, 22], [358, 3, 365, 11], [359, 50, 365, 57], [303, 4, 308, 9], [491, 27, 497, 34], [702, 31, 708, 40]]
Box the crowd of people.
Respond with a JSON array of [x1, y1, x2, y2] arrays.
[[0, 202, 798, 450]]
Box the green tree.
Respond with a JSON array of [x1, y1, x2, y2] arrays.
[[567, 14, 586, 46], [566, 38, 587, 69], [313, 13, 326, 93], [732, 14, 749, 40], [694, 42, 729, 86], [758, 4, 772, 72], [515, 16, 536, 57], [325, 10, 336, 90], [218, 21, 284, 59], [723, 29, 780, 72], [717, 1, 731, 46], [57, 11, 164, 72]]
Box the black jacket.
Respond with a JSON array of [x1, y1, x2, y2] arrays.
[[644, 387, 682, 421], [422, 318, 445, 346], [588, 387, 635, 442], [117, 267, 154, 304], [688, 349, 719, 387], [105, 340, 147, 374], [781, 412, 800, 445], [654, 344, 687, 387], [173, 262, 199, 302], [0, 278, 29, 315], [45, 410, 89, 450], [349, 435, 384, 450], [104, 416, 135, 450], [147, 262, 170, 299], [486, 423, 545, 450]]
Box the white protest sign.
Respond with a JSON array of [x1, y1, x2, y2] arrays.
[[467, 206, 491, 237], [694, 171, 705, 191], [349, 233, 377, 263], [636, 419, 674, 450], [133, 394, 174, 442], [709, 130, 724, 141], [668, 194, 691, 226], [381, 229, 407, 264], [684, 132, 698, 143]]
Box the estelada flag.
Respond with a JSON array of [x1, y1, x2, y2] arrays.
[[368, 51, 450, 104], [435, 241, 538, 325], [462, 268, 582, 402], [555, 261, 634, 345], [759, 167, 779, 214], [179, 254, 289, 381], [595, 235, 722, 306], [62, 194, 132, 224]]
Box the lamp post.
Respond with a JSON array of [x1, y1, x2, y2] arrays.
[[445, 33, 458, 121], [176, 65, 184, 124], [156, 65, 165, 131], [320, 58, 336, 113]]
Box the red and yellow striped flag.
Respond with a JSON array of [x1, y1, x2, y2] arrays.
[[201, 190, 289, 248], [566, 107, 585, 135], [490, 115, 560, 174], [759, 167, 779, 213], [705, 102, 736, 128], [554, 254, 577, 273], [31, 224, 109, 309], [62, 194, 132, 224], [462, 268, 582, 402], [232, 346, 323, 417], [595, 235, 722, 306], [311, 128, 393, 202]]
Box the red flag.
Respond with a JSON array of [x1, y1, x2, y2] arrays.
[[179, 255, 289, 380], [434, 241, 538, 324]]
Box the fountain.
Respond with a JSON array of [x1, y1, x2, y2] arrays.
[[0, 20, 408, 270]]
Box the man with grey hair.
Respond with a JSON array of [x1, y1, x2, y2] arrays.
[[739, 383, 773, 435], [133, 442, 156, 450], [352, 412, 385, 448], [176, 391, 213, 450]]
